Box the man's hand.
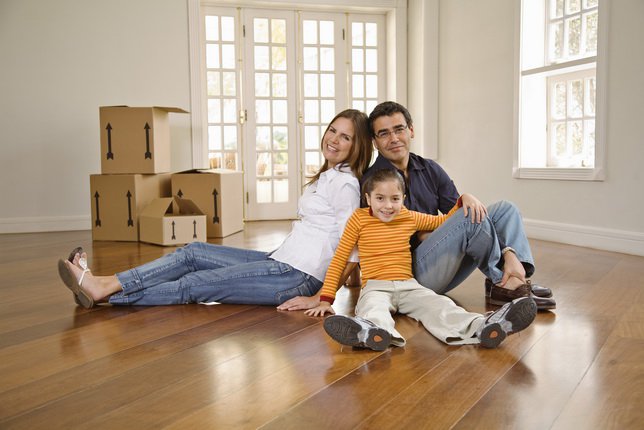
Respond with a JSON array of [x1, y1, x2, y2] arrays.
[[304, 301, 335, 317], [460, 193, 488, 224], [277, 295, 320, 311]]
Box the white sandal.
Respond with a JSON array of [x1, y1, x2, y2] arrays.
[[57, 247, 95, 308]]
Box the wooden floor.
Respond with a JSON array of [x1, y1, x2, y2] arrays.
[[1, 223, 643, 430]]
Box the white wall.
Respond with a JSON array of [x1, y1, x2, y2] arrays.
[[0, 0, 193, 232], [434, 0, 644, 255]]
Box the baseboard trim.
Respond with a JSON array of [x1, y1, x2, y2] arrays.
[[524, 218, 644, 257], [0, 215, 90, 234]]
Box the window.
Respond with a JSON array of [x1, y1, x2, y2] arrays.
[[515, 0, 607, 180]]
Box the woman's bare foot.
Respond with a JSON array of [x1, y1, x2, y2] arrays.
[[65, 253, 123, 302]]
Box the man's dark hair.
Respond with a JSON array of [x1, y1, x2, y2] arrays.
[[368, 101, 414, 138]]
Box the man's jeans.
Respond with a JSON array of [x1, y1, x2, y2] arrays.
[[111, 242, 322, 306], [413, 200, 535, 294]]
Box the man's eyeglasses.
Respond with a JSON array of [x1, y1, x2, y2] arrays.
[[374, 124, 408, 140]]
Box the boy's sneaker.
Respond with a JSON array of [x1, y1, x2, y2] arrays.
[[477, 296, 537, 348], [323, 315, 391, 351]]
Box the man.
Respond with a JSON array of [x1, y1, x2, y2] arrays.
[[362, 101, 555, 310]]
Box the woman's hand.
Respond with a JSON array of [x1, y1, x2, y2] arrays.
[[304, 301, 335, 317], [460, 193, 487, 224], [277, 295, 321, 311]]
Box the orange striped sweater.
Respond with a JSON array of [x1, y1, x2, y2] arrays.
[[320, 199, 462, 303]]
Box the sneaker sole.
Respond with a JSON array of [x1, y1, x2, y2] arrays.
[[486, 296, 556, 310], [323, 315, 390, 351], [479, 322, 507, 348], [503, 297, 538, 335]]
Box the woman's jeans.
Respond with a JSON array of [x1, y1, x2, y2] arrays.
[[413, 200, 535, 294], [110, 242, 322, 306]]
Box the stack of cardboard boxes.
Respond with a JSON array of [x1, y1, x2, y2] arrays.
[[89, 106, 244, 246]]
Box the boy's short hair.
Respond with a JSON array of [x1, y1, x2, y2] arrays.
[[368, 101, 414, 138], [362, 168, 405, 196]]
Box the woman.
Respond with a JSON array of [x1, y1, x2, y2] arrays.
[[59, 109, 372, 308]]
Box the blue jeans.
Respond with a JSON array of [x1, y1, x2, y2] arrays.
[[413, 200, 535, 294], [110, 242, 323, 306]]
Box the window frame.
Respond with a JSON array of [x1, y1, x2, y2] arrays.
[[513, 0, 609, 181]]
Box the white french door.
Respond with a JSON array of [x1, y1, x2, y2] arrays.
[[201, 6, 386, 220]]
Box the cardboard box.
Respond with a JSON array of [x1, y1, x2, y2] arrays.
[[139, 197, 206, 246], [99, 106, 188, 174], [171, 169, 244, 238], [90, 173, 171, 241]]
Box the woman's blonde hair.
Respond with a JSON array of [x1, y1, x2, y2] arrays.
[[306, 109, 373, 185]]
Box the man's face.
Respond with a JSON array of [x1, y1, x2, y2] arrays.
[[372, 112, 414, 168]]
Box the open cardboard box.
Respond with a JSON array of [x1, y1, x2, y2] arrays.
[[139, 197, 207, 246]]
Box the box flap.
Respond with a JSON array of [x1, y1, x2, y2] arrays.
[[176, 198, 204, 215], [153, 106, 189, 114], [140, 197, 173, 217], [173, 168, 239, 175]]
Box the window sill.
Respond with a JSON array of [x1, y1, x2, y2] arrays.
[[512, 167, 605, 181]]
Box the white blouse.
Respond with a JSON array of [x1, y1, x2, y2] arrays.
[[270, 164, 360, 281]]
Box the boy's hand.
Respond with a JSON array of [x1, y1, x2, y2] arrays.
[[304, 301, 335, 317], [460, 193, 487, 224]]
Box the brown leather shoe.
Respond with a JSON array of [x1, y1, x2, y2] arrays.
[[485, 278, 552, 298], [485, 279, 556, 311]]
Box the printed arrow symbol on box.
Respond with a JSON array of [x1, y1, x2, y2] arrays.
[[106, 123, 114, 159], [94, 191, 102, 227], [177, 189, 183, 198], [144, 123, 152, 159], [212, 188, 220, 224], [193, 220, 197, 238], [171, 221, 176, 240], [126, 191, 134, 226]]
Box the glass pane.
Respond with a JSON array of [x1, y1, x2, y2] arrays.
[[272, 73, 287, 97], [209, 153, 222, 169], [567, 16, 581, 57], [568, 79, 583, 118], [320, 47, 334, 71], [553, 82, 566, 119], [273, 126, 288, 150], [584, 0, 598, 7], [352, 22, 363, 46], [273, 100, 287, 124], [366, 75, 378, 98], [256, 179, 271, 203], [352, 49, 364, 72], [223, 99, 236, 123], [585, 77, 596, 116], [569, 120, 583, 155], [584, 11, 598, 54], [320, 100, 335, 124], [352, 99, 365, 112], [223, 125, 237, 150], [320, 74, 335, 97], [303, 47, 318, 71], [208, 125, 222, 150], [273, 152, 288, 176], [305, 126, 320, 150], [272, 46, 287, 70], [271, 19, 286, 44], [274, 179, 289, 203], [566, 0, 581, 14], [255, 46, 269, 70], [304, 100, 319, 123], [207, 99, 221, 123], [304, 73, 319, 97], [256, 100, 270, 123], [224, 153, 237, 170], [305, 152, 321, 176], [303, 20, 317, 44], [205, 16, 219, 41], [366, 99, 377, 114], [222, 71, 236, 96], [256, 126, 270, 150], [221, 44, 235, 69], [207, 71, 220, 96], [583, 119, 595, 167], [551, 0, 564, 18], [365, 49, 378, 72], [257, 152, 272, 176], [554, 122, 566, 157], [365, 23, 377, 47], [206, 44, 220, 68], [353, 75, 364, 98], [550, 22, 564, 61], [320, 21, 334, 44], [254, 18, 269, 43], [221, 16, 234, 42], [255, 73, 270, 97]]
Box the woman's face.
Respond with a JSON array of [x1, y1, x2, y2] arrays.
[[322, 117, 354, 168]]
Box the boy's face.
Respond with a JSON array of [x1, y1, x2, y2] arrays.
[[365, 180, 404, 223]]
